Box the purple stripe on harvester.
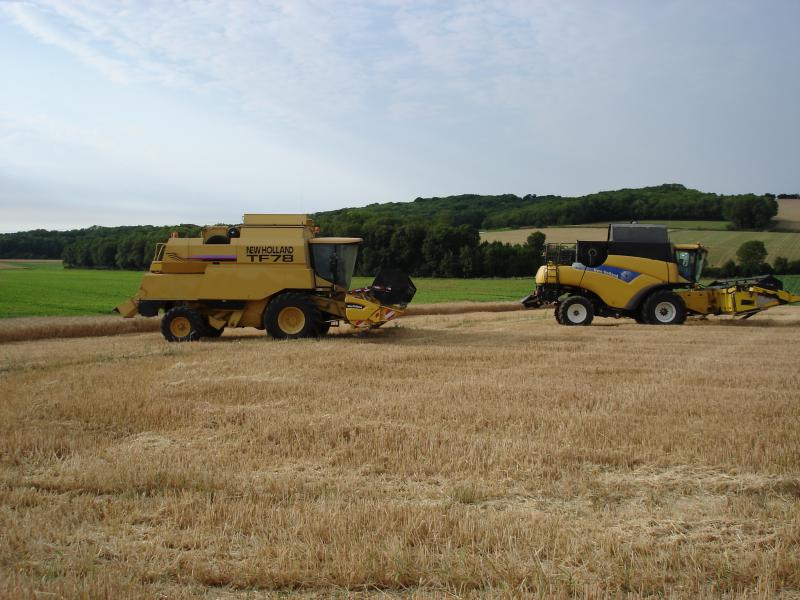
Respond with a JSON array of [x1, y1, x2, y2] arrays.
[[189, 255, 237, 261]]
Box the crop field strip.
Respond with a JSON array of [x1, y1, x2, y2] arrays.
[[0, 261, 537, 318], [775, 198, 800, 230], [2, 307, 800, 598], [481, 227, 800, 267], [1, 260, 798, 323]]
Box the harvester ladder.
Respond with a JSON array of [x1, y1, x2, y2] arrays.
[[546, 260, 559, 284]]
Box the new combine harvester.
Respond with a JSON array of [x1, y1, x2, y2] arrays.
[[115, 214, 416, 341], [522, 223, 800, 325]]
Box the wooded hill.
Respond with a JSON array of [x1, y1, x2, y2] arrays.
[[0, 184, 779, 277], [313, 184, 776, 232]]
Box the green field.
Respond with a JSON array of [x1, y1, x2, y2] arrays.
[[0, 261, 143, 318], [0, 262, 536, 318], [1, 261, 797, 319]]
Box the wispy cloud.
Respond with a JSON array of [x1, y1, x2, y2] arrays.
[[1, 0, 592, 122], [1, 0, 798, 231]]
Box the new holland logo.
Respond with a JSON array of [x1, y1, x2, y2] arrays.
[[577, 264, 640, 283]]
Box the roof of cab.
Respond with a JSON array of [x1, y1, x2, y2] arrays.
[[308, 237, 363, 244]]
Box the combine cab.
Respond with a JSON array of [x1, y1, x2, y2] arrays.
[[522, 224, 799, 325], [115, 214, 415, 341]]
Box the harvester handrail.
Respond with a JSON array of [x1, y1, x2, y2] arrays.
[[153, 243, 166, 262], [544, 242, 576, 266]]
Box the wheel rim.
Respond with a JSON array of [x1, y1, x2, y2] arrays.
[[654, 301, 676, 323], [567, 304, 588, 324], [169, 316, 192, 337], [277, 306, 305, 334]]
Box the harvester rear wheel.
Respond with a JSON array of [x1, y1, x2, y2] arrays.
[[643, 291, 686, 325], [264, 293, 323, 339], [558, 296, 594, 326], [161, 307, 204, 342]]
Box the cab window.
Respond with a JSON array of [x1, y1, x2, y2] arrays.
[[676, 250, 696, 281], [311, 243, 358, 289]]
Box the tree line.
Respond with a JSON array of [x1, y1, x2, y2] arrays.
[[0, 225, 201, 270], [355, 225, 545, 277], [314, 184, 778, 232], [0, 184, 783, 277]]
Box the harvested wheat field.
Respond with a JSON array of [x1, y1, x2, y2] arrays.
[[776, 198, 800, 231], [2, 308, 800, 599]]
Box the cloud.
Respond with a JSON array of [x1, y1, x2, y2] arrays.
[[1, 0, 595, 123], [1, 0, 797, 232], [1, 1, 136, 83]]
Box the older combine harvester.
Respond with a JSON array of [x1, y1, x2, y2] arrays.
[[116, 214, 415, 341], [522, 223, 800, 325]]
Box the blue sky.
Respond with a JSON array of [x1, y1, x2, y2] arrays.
[[1, 0, 798, 232]]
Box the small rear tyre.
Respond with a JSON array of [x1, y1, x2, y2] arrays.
[[202, 319, 224, 338], [264, 293, 323, 339], [557, 296, 594, 326], [554, 302, 564, 324], [161, 307, 204, 342], [643, 291, 686, 325]]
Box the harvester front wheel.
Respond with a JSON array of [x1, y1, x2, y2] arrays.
[[264, 293, 323, 339], [643, 291, 686, 325], [558, 296, 594, 326], [161, 307, 204, 342]]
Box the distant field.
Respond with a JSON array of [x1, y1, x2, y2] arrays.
[[669, 230, 800, 266], [775, 198, 800, 230], [482, 227, 800, 267], [0, 261, 535, 318], [482, 227, 608, 245], [482, 221, 732, 242], [580, 220, 733, 230]]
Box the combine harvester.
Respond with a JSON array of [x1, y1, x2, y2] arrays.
[[522, 224, 800, 325], [116, 214, 415, 341]]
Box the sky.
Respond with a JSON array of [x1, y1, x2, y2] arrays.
[[1, 0, 798, 232]]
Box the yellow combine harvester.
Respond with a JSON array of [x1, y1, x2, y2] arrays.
[[522, 224, 800, 325], [116, 214, 415, 341]]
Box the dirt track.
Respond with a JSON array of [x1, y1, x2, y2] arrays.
[[0, 302, 524, 344], [3, 300, 798, 345]]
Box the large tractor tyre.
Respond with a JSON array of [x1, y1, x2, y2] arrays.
[[317, 322, 332, 336], [557, 296, 594, 326], [161, 307, 205, 342], [643, 291, 687, 325], [264, 293, 323, 340]]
